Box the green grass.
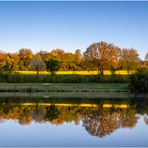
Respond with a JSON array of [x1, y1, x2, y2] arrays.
[[0, 73, 129, 83], [0, 83, 129, 92]]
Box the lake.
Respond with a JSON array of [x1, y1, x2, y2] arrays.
[[0, 94, 148, 147]]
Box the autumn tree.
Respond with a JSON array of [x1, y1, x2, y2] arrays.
[[84, 41, 120, 75], [3, 53, 20, 73], [49, 49, 65, 60], [119, 48, 140, 74], [19, 48, 33, 71], [0, 51, 6, 72], [61, 52, 76, 70], [37, 50, 49, 62]]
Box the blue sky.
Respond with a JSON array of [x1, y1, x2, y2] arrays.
[[0, 1, 148, 59]]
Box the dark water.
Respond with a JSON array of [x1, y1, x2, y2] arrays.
[[0, 95, 148, 147]]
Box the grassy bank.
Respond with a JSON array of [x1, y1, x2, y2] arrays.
[[0, 83, 129, 92], [0, 74, 129, 83]]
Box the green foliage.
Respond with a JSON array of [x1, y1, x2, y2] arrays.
[[0, 73, 129, 83], [45, 105, 60, 121], [94, 74, 129, 83], [129, 68, 148, 93], [45, 59, 61, 75], [0, 64, 12, 74], [110, 66, 119, 76]]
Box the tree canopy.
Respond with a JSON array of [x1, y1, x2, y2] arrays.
[[0, 41, 144, 74]]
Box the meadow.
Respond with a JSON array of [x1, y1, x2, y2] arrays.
[[17, 70, 134, 75]]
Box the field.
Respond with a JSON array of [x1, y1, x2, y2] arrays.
[[17, 70, 134, 75]]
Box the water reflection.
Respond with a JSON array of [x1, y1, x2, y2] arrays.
[[82, 107, 139, 138], [0, 96, 148, 138]]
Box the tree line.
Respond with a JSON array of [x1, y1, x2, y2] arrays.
[[0, 41, 147, 75]]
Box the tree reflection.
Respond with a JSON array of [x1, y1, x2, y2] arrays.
[[44, 105, 60, 122], [82, 110, 120, 137], [31, 105, 45, 123], [82, 107, 139, 138], [144, 115, 148, 126], [0, 100, 145, 138], [121, 108, 138, 128]]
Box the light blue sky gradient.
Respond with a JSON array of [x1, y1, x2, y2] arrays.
[[0, 1, 148, 59]]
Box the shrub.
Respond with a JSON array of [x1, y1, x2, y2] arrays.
[[129, 68, 148, 93]]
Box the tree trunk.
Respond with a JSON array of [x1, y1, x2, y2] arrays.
[[36, 65, 39, 75], [100, 66, 104, 76]]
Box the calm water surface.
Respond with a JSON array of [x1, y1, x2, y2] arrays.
[[0, 95, 148, 147]]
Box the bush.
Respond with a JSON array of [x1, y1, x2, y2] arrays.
[[129, 68, 148, 93]]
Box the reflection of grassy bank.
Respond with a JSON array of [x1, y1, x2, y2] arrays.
[[0, 92, 131, 99], [2, 92, 147, 105], [0, 83, 128, 93]]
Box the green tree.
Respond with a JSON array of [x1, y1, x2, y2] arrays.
[[45, 58, 61, 75]]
